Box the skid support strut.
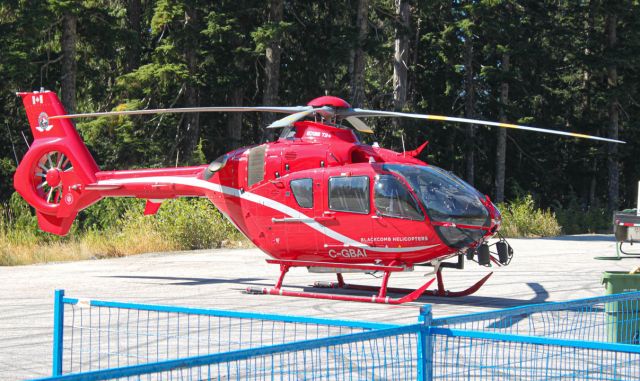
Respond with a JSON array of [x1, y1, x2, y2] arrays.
[[245, 260, 434, 304], [423, 269, 493, 297]]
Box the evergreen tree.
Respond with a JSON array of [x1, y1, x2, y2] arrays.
[[1, 0, 640, 218]]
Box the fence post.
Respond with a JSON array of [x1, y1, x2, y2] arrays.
[[52, 289, 65, 376], [417, 304, 433, 381]]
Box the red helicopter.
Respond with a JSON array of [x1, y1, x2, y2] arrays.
[[13, 90, 623, 304]]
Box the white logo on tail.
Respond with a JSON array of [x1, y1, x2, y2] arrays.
[[36, 112, 52, 132], [32, 95, 43, 105]]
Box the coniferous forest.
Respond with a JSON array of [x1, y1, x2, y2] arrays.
[[1, 1, 640, 262]]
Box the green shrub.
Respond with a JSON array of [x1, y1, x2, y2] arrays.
[[78, 198, 142, 231], [498, 195, 562, 238], [0, 193, 250, 265], [7, 192, 38, 232], [554, 196, 610, 234], [119, 198, 246, 250]]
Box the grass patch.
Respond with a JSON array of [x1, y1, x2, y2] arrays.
[[498, 195, 562, 238], [0, 195, 251, 266]]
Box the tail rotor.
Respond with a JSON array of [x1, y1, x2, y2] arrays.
[[34, 151, 73, 206], [14, 90, 100, 235]]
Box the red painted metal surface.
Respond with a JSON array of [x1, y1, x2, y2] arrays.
[[266, 259, 407, 272], [13, 90, 502, 303], [307, 96, 351, 109]]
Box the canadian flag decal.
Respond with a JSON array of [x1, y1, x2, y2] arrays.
[[32, 95, 43, 105]]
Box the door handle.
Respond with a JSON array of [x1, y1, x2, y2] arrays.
[[272, 217, 315, 223], [314, 216, 335, 222]]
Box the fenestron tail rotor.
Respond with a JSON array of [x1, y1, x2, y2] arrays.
[[34, 151, 73, 206]]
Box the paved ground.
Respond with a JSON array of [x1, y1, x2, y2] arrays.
[[2, 234, 639, 379]]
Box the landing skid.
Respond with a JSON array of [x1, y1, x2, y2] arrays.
[[245, 260, 492, 304], [315, 271, 493, 298]]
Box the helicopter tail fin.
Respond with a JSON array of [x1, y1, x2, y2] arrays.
[[13, 90, 101, 235]]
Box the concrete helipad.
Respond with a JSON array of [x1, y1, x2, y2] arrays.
[[1, 234, 638, 379]]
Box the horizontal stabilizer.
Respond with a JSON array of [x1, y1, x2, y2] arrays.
[[36, 211, 76, 236], [84, 184, 122, 191], [144, 200, 163, 215]]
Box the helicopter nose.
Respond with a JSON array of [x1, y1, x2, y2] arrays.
[[485, 199, 502, 233]]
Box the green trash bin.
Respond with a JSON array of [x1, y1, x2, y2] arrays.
[[602, 271, 640, 344]]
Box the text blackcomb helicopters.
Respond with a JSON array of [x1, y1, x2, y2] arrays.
[[13, 90, 624, 304]]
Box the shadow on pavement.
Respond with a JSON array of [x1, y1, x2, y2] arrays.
[[103, 276, 550, 315], [546, 235, 615, 242], [102, 275, 270, 286], [416, 282, 549, 309]]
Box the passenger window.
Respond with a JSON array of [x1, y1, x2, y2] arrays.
[[291, 178, 313, 208], [374, 175, 423, 220], [329, 176, 370, 214]]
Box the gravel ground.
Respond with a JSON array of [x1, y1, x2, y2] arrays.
[[1, 234, 638, 379]]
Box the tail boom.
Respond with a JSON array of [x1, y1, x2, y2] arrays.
[[13, 90, 208, 235]]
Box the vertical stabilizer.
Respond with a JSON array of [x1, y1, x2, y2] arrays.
[[13, 90, 100, 235]]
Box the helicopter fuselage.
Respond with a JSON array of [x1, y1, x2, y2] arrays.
[[92, 120, 501, 268]]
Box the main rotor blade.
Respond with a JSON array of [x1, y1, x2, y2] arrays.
[[345, 116, 374, 133], [50, 106, 311, 120], [340, 109, 625, 144], [267, 107, 327, 128]]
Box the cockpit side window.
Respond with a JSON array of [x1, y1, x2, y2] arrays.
[[374, 175, 423, 220], [290, 178, 313, 208], [382, 164, 490, 249], [329, 176, 370, 214]]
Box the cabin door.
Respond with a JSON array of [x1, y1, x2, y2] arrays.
[[318, 168, 374, 261], [283, 170, 322, 257]]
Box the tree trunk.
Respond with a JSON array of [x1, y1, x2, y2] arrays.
[[61, 13, 77, 114], [494, 52, 509, 203], [585, 0, 596, 210], [182, 6, 200, 162], [262, 0, 284, 141], [463, 34, 475, 186], [606, 12, 619, 211], [125, 0, 142, 72], [589, 158, 597, 208], [393, 0, 410, 111], [408, 16, 421, 107], [350, 0, 368, 108], [227, 86, 244, 150]]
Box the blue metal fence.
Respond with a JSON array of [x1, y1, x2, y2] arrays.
[[32, 290, 640, 381], [430, 328, 640, 380], [431, 292, 640, 343], [50, 290, 397, 376], [38, 324, 423, 381]]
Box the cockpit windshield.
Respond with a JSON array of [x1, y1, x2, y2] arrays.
[[383, 164, 490, 249]]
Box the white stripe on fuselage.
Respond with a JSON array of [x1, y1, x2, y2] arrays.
[[96, 176, 439, 254]]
